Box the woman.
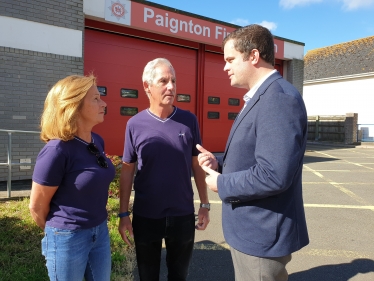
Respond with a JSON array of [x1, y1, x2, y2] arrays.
[[29, 75, 115, 281]]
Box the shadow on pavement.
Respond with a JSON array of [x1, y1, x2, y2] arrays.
[[303, 155, 338, 164], [134, 243, 374, 281], [289, 259, 374, 281], [133, 240, 235, 281], [306, 142, 357, 151], [188, 241, 234, 281]]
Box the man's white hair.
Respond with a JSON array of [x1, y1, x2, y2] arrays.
[[142, 58, 175, 86]]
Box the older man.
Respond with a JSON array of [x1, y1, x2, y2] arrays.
[[118, 58, 210, 281]]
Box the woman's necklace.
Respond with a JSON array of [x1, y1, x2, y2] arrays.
[[74, 135, 94, 145]]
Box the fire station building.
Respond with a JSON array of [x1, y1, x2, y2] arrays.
[[0, 0, 305, 181]]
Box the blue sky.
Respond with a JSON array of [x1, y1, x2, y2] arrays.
[[146, 0, 374, 54]]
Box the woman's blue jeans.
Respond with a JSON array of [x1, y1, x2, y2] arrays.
[[42, 219, 111, 281], [132, 213, 195, 281]]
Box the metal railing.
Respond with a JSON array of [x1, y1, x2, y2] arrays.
[[0, 129, 40, 198]]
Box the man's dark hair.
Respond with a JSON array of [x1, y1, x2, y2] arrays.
[[222, 24, 275, 66]]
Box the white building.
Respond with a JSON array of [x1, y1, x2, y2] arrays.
[[303, 36, 374, 141]]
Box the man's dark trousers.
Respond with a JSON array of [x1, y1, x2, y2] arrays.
[[132, 213, 195, 281]]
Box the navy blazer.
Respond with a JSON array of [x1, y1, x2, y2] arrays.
[[217, 72, 309, 258]]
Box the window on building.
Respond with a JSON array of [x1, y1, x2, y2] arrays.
[[228, 98, 240, 106], [97, 86, 107, 96], [228, 112, 238, 120], [120, 107, 138, 116], [208, 112, 220, 119], [208, 96, 220, 104], [177, 94, 191, 102], [120, 89, 138, 98]]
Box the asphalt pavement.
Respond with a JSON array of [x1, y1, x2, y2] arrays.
[[164, 143, 374, 281]]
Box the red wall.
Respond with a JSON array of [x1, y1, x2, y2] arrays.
[[85, 28, 197, 155], [84, 20, 285, 155]]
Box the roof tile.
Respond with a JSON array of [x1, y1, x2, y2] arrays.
[[304, 36, 374, 80]]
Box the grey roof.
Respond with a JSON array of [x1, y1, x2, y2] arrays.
[[304, 36, 374, 81]]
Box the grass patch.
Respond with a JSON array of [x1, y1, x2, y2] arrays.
[[0, 197, 136, 281]]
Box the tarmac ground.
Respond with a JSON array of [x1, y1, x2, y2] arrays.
[[1, 142, 374, 280], [165, 143, 374, 281]]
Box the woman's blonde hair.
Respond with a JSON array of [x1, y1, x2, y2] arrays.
[[40, 74, 96, 142]]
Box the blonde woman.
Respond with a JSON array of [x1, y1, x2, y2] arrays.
[[29, 75, 115, 281]]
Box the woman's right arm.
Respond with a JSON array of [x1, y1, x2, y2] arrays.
[[29, 181, 58, 230]]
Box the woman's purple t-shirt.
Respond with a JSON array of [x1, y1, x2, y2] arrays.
[[32, 132, 115, 230], [123, 107, 202, 219]]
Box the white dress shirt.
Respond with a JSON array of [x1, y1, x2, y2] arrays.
[[238, 69, 277, 116]]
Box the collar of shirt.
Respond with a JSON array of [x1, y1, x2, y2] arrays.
[[243, 69, 277, 103]]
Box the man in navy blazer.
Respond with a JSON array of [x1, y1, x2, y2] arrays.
[[198, 24, 309, 281]]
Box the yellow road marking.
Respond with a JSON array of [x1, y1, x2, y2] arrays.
[[303, 161, 374, 165], [303, 170, 351, 172], [194, 200, 222, 204], [303, 182, 332, 184], [304, 204, 374, 210], [314, 151, 374, 171], [303, 182, 373, 185], [193, 243, 230, 251], [303, 165, 370, 206], [194, 200, 374, 210], [192, 243, 371, 259], [295, 249, 371, 258]]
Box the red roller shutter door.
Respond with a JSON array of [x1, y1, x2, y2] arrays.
[[275, 59, 283, 76], [84, 29, 197, 155], [202, 52, 246, 152]]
